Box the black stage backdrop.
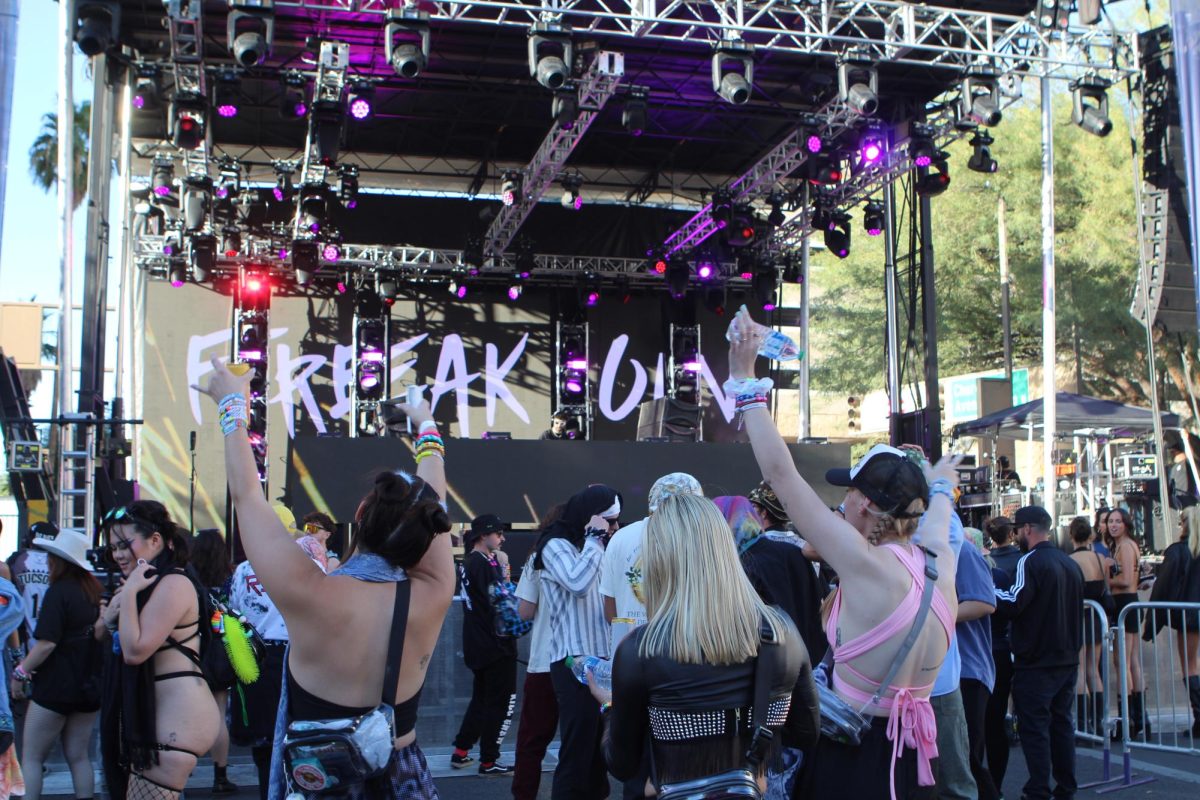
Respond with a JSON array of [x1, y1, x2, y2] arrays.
[[285, 438, 850, 525]]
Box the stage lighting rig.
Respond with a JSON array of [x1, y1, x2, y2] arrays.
[[808, 154, 843, 186], [552, 89, 580, 129], [968, 131, 998, 173], [151, 158, 174, 198], [712, 41, 754, 105], [74, 1, 119, 57], [961, 69, 1003, 127], [272, 162, 295, 203], [916, 154, 952, 197], [189, 235, 216, 282], [279, 72, 308, 119], [908, 133, 936, 168], [767, 193, 786, 227], [500, 171, 524, 207], [863, 201, 885, 236], [752, 260, 778, 311], [182, 176, 212, 232], [338, 165, 359, 209], [168, 261, 188, 288], [298, 184, 332, 234], [723, 205, 757, 248], [856, 129, 886, 168], [823, 211, 852, 259], [346, 81, 375, 121], [214, 70, 241, 118], [220, 227, 242, 257], [623, 87, 647, 136], [227, 0, 275, 68], [665, 258, 691, 299], [170, 93, 207, 151], [528, 23, 573, 91], [838, 54, 878, 116], [386, 7, 432, 79], [291, 240, 320, 285], [561, 174, 584, 210], [133, 66, 161, 112], [1071, 76, 1113, 137], [312, 98, 345, 165]]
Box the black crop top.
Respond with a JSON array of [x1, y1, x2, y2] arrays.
[[287, 661, 423, 736], [602, 613, 819, 787]]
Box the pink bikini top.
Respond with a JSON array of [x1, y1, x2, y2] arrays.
[[824, 542, 955, 800]]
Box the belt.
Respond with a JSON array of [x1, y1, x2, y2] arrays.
[[263, 639, 288, 647]]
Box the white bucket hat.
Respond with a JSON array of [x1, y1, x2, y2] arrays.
[[32, 527, 93, 572]]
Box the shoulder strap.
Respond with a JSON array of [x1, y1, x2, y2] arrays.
[[744, 618, 777, 769], [381, 579, 411, 706], [860, 546, 939, 714]]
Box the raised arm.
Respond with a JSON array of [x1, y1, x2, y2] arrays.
[[542, 538, 605, 596], [401, 406, 454, 594]]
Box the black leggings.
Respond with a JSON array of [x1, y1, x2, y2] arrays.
[[984, 647, 1014, 790]]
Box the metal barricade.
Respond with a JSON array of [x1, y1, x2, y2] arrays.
[[1102, 601, 1200, 793], [1076, 600, 1120, 790]]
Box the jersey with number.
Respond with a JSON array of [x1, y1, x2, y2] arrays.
[[10, 549, 50, 640]]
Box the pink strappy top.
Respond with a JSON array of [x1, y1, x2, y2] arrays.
[[824, 543, 955, 800]]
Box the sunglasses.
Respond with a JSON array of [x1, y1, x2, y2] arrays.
[[103, 506, 156, 538], [304, 522, 328, 535]]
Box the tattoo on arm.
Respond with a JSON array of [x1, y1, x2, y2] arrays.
[[418, 654, 430, 670]]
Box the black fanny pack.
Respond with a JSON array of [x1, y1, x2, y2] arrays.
[[282, 580, 410, 796]]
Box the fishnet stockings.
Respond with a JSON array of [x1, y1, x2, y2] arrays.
[[126, 773, 181, 800]]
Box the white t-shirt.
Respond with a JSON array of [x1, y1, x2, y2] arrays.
[[599, 517, 648, 654], [11, 549, 50, 640], [230, 559, 289, 642], [514, 557, 553, 673]]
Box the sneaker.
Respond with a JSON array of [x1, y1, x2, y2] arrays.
[[478, 762, 514, 776], [450, 752, 475, 769]]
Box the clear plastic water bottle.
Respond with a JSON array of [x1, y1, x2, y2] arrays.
[[726, 305, 803, 361], [566, 655, 612, 691]]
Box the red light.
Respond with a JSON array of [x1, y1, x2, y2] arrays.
[[383, 297, 395, 307], [654, 260, 667, 274], [224, 248, 238, 257], [831, 170, 842, 181], [246, 277, 263, 293], [742, 227, 754, 239], [180, 118, 195, 131]]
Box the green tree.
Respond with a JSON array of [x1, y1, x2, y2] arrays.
[[27, 100, 91, 210]]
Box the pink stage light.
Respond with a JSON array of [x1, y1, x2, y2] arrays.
[[154, 185, 171, 197], [322, 244, 341, 262], [565, 379, 584, 393], [361, 349, 385, 363], [349, 98, 372, 120], [682, 360, 702, 372], [566, 359, 588, 370], [217, 104, 238, 118]]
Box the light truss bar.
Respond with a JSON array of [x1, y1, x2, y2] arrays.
[[297, 41, 349, 192], [484, 51, 625, 256], [166, 1, 209, 179], [270, 1, 1136, 81]]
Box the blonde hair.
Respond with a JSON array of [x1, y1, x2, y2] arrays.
[[639, 494, 787, 665], [1181, 506, 1200, 559], [864, 494, 925, 545]]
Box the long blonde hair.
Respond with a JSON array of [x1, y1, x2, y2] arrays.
[[639, 494, 787, 665], [1181, 506, 1200, 559]]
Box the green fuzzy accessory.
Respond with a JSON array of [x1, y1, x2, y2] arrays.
[[220, 613, 261, 684]]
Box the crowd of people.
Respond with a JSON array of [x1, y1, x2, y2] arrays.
[[0, 310, 1197, 800]]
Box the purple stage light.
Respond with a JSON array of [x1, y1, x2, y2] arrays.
[[170, 276, 184, 288], [278, 248, 289, 260], [501, 189, 515, 207], [349, 98, 372, 120], [806, 135, 823, 154], [565, 359, 588, 370], [293, 102, 308, 117], [322, 243, 341, 262], [585, 290, 600, 307], [860, 140, 883, 164], [346, 199, 357, 210], [573, 195, 583, 210], [309, 222, 321, 233], [762, 302, 776, 311], [867, 226, 883, 237], [507, 285, 522, 301], [359, 372, 380, 390], [133, 95, 146, 110], [455, 284, 468, 299], [217, 103, 238, 118], [240, 349, 264, 362], [361, 349, 385, 363], [565, 379, 584, 394], [914, 153, 933, 168], [517, 269, 531, 279], [162, 243, 175, 256], [336, 281, 347, 294], [273, 187, 285, 202], [682, 360, 702, 372], [740, 270, 754, 280], [154, 185, 171, 197], [697, 262, 715, 280]]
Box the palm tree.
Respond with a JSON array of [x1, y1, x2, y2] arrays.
[[28, 100, 91, 209]]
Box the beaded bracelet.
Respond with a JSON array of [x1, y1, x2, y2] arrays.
[[723, 376, 774, 397], [12, 664, 31, 681], [217, 393, 249, 436], [415, 449, 445, 465]]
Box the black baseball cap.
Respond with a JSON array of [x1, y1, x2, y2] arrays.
[[465, 514, 507, 546], [1013, 506, 1053, 530], [826, 444, 929, 519]]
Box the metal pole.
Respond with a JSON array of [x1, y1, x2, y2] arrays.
[[0, 0, 18, 276], [884, 180, 903, 445], [999, 194, 1013, 382], [57, 0, 75, 417], [115, 70, 133, 406], [798, 233, 811, 440], [1040, 64, 1058, 529], [918, 184, 942, 460]]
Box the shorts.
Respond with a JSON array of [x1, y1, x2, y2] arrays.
[[1112, 593, 1140, 634], [802, 716, 937, 800]]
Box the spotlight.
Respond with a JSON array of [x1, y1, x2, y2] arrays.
[[133, 66, 161, 111], [449, 280, 468, 299], [703, 286, 726, 315], [500, 171, 523, 207], [696, 260, 717, 281], [752, 261, 777, 311], [151, 158, 174, 198], [312, 99, 345, 165], [339, 165, 360, 209], [863, 201, 885, 236], [916, 155, 952, 197], [507, 282, 523, 301], [561, 174, 583, 210], [321, 242, 342, 262], [736, 254, 755, 281], [346, 81, 375, 121], [170, 93, 207, 151], [652, 257, 668, 275], [298, 184, 331, 233], [528, 24, 573, 90], [767, 193, 786, 227], [189, 235, 215, 282], [838, 56, 879, 116], [358, 363, 384, 398], [292, 240, 320, 285], [805, 130, 825, 154], [1071, 77, 1113, 137], [168, 261, 188, 287], [712, 43, 754, 105], [665, 259, 690, 299], [857, 130, 886, 167], [385, 8, 432, 78], [623, 88, 647, 136], [552, 90, 580, 129], [1036, 0, 1072, 31], [215, 158, 240, 200], [724, 205, 757, 248], [962, 71, 1003, 127], [74, 1, 119, 57], [273, 163, 294, 203], [909, 136, 936, 168], [182, 176, 212, 232], [711, 189, 733, 228], [823, 211, 852, 259], [781, 258, 802, 284], [809, 155, 843, 186], [967, 131, 998, 174], [378, 276, 399, 302], [280, 72, 308, 119], [514, 240, 536, 277], [227, 3, 275, 68], [220, 227, 242, 257], [214, 71, 241, 119], [463, 237, 485, 269]]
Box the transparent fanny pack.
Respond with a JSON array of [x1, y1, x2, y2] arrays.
[[283, 705, 396, 795], [656, 768, 762, 800]]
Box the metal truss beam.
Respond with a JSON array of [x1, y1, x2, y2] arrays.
[[269, 1, 1136, 82], [166, 0, 209, 179], [483, 51, 625, 257]]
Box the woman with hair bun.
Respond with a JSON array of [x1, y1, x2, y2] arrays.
[[195, 359, 455, 799]]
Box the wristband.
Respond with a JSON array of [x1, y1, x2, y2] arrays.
[[929, 478, 954, 502], [600, 701, 612, 713], [13, 664, 31, 681], [723, 377, 774, 396], [217, 392, 249, 436], [418, 420, 439, 435]]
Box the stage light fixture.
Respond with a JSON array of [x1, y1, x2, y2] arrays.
[[357, 320, 385, 363], [652, 257, 668, 275], [170, 93, 207, 151], [463, 238, 485, 269], [723, 205, 757, 248], [967, 130, 999, 173], [386, 8, 432, 78], [528, 24, 573, 90], [312, 99, 345, 165], [168, 261, 188, 287], [1036, 0, 1071, 31], [378, 276, 399, 302], [322, 242, 342, 262], [161, 232, 180, 257], [781, 258, 802, 284], [188, 235, 215, 281], [623, 88, 647, 136], [712, 42, 754, 105], [74, 1, 119, 57], [908, 135, 936, 168], [1071, 76, 1113, 137], [915, 155, 952, 197], [298, 184, 331, 233], [346, 81, 375, 121], [581, 272, 602, 307], [215, 158, 241, 200], [507, 282, 523, 301], [838, 56, 879, 116], [500, 171, 523, 207], [857, 129, 886, 167], [182, 176, 212, 232], [863, 201, 885, 236], [279, 72, 308, 118], [961, 70, 1003, 127], [552, 89, 580, 129], [291, 240, 320, 285], [767, 193, 786, 227], [696, 260, 717, 281], [823, 211, 852, 259], [514, 240, 536, 278], [133, 67, 161, 111], [711, 188, 733, 228], [752, 262, 777, 311], [804, 129, 825, 154], [213, 70, 241, 118], [358, 363, 384, 398], [151, 158, 174, 197], [227, 1, 275, 68], [809, 155, 843, 186], [615, 276, 632, 304], [273, 163, 294, 203], [449, 280, 468, 300], [703, 286, 727, 315], [560, 174, 583, 210], [338, 165, 360, 209], [220, 227, 242, 257], [665, 259, 691, 299], [737, 254, 755, 281]]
